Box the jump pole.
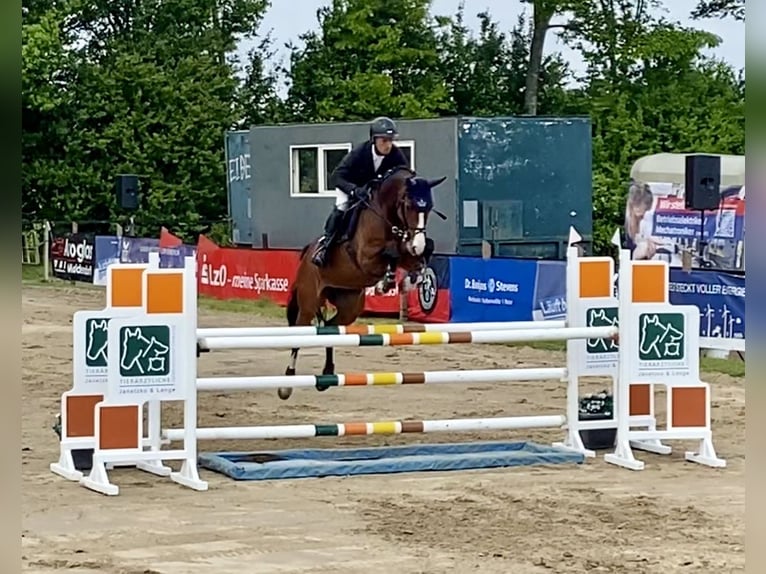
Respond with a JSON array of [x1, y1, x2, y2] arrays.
[[196, 320, 568, 339], [164, 415, 568, 442], [194, 367, 568, 392], [197, 326, 618, 351]]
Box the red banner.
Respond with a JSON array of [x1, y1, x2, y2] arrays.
[[197, 238, 299, 305]]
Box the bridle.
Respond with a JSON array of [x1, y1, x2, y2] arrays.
[[354, 168, 446, 248], [356, 177, 427, 246]]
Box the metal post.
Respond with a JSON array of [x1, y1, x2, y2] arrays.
[[43, 221, 51, 281]]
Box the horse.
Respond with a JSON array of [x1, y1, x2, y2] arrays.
[[277, 166, 447, 400]]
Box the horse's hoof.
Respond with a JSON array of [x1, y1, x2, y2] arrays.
[[277, 387, 293, 400], [285, 366, 296, 376]]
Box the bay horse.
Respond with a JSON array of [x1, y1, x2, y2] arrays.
[[278, 166, 447, 400]]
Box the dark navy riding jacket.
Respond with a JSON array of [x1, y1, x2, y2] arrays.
[[329, 140, 409, 195]]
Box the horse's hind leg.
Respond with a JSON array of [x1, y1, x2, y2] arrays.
[[278, 307, 316, 400], [278, 276, 320, 400], [316, 289, 365, 391], [279, 343, 301, 400]]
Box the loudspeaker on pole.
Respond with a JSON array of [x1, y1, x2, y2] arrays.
[[115, 174, 140, 210], [684, 154, 721, 211]]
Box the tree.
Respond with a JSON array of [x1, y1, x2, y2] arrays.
[[22, 0, 272, 238], [434, 5, 570, 116], [237, 32, 287, 127], [22, 1, 79, 218], [284, 0, 451, 122], [435, 8, 522, 115], [521, 0, 560, 116], [691, 0, 745, 21]]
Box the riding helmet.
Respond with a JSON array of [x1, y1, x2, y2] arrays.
[[369, 116, 398, 139]]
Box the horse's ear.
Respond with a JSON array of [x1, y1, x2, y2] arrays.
[[427, 176, 447, 188]]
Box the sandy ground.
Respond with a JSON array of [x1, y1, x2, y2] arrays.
[[21, 284, 745, 573]]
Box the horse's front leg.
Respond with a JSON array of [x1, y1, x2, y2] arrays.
[[406, 237, 435, 286], [376, 245, 400, 294]]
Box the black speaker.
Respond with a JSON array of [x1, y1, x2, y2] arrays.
[[685, 154, 721, 211], [115, 174, 139, 210]]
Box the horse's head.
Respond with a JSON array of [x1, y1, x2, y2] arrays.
[[393, 174, 447, 256]]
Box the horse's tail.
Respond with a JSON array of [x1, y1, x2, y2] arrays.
[[286, 243, 313, 327]]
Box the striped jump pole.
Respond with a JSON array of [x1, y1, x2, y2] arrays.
[[198, 326, 618, 351], [195, 367, 568, 392], [196, 320, 568, 339], [163, 415, 567, 442]]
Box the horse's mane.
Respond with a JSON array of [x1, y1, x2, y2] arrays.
[[374, 166, 415, 204]]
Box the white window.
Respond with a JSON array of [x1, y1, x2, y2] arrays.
[[289, 140, 416, 198], [290, 144, 352, 197], [397, 140, 416, 170]]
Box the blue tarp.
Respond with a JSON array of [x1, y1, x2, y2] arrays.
[[198, 441, 584, 481]]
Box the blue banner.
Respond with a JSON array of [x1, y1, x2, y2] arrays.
[[531, 260, 567, 321], [668, 269, 745, 347], [120, 237, 159, 264], [93, 235, 121, 286], [448, 257, 538, 322], [159, 244, 196, 268], [118, 236, 195, 268]]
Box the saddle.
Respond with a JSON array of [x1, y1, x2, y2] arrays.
[[338, 200, 365, 243]]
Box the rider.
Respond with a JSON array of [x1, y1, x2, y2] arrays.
[[311, 116, 410, 268]]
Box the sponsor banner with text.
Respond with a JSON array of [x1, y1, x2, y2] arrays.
[[197, 242, 298, 305], [92, 235, 121, 286], [668, 268, 745, 350], [50, 233, 96, 283], [448, 256, 538, 322], [531, 260, 567, 322]]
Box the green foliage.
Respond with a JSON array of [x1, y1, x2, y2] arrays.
[[23, 0, 275, 237], [22, 0, 745, 256], [434, 7, 571, 116], [284, 0, 451, 121], [691, 0, 745, 21]]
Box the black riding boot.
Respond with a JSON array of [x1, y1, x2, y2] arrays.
[[312, 208, 344, 267]]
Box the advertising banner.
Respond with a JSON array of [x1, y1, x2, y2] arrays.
[[120, 236, 160, 264], [115, 234, 194, 269], [92, 235, 121, 286], [668, 268, 745, 351], [159, 244, 196, 269], [531, 260, 567, 322], [50, 233, 96, 283], [197, 243, 299, 305], [624, 181, 745, 271], [448, 256, 538, 322], [407, 256, 451, 323]]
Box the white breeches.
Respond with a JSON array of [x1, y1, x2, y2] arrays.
[[335, 188, 350, 211]]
